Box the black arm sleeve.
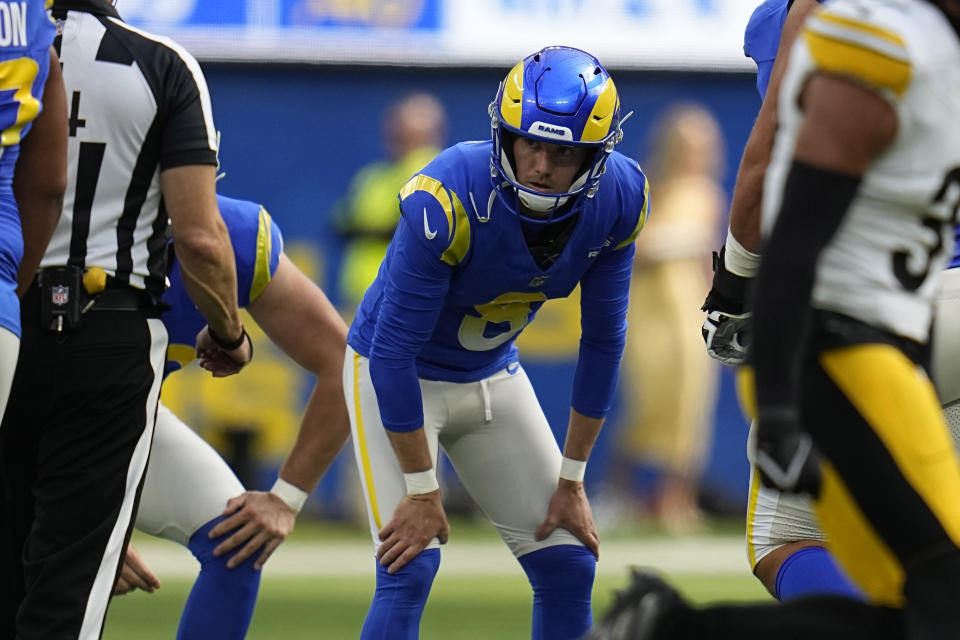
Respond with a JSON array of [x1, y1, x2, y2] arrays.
[[752, 161, 861, 414]]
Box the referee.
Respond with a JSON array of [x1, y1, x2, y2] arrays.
[[0, 1, 252, 639]]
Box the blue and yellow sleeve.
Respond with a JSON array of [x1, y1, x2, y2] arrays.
[[219, 196, 283, 307], [398, 173, 472, 266]]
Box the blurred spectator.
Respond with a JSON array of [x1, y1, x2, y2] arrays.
[[620, 104, 725, 533], [333, 93, 447, 308]]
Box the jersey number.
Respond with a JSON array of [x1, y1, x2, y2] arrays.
[[458, 291, 547, 351], [892, 168, 960, 292], [0, 57, 40, 147]]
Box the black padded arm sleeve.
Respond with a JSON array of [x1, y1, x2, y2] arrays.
[[752, 160, 861, 414]]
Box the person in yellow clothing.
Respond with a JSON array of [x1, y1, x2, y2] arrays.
[[621, 104, 725, 532], [335, 93, 448, 308]]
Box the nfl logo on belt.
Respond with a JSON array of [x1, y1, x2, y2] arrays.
[[51, 285, 69, 306]]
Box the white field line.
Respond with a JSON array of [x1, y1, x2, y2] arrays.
[[133, 536, 751, 579]]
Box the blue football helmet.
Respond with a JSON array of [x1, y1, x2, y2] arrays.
[[489, 46, 626, 223]]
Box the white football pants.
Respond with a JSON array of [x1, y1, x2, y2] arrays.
[[0, 326, 18, 422], [344, 345, 583, 558], [135, 403, 244, 545]]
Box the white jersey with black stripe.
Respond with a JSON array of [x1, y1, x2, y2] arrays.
[[42, 2, 217, 294], [763, 0, 960, 343]]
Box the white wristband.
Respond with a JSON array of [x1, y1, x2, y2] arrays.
[[724, 230, 761, 278], [404, 469, 439, 495], [270, 478, 308, 513], [559, 456, 587, 483]]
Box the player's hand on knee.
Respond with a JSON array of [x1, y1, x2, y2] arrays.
[[209, 491, 297, 570], [114, 543, 160, 596], [377, 489, 449, 574], [535, 480, 600, 559]]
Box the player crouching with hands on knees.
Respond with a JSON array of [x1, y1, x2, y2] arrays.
[[343, 46, 650, 640], [113, 195, 351, 640]]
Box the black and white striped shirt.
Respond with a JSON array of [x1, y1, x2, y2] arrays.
[[43, 0, 218, 295]]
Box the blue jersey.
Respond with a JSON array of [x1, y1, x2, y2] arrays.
[[347, 141, 650, 431], [163, 195, 283, 377], [744, 0, 826, 99], [0, 0, 56, 337]]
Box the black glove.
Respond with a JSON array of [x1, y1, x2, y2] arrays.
[[701, 246, 753, 365], [751, 407, 822, 497]]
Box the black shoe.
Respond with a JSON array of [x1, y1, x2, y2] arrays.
[[585, 569, 689, 640]]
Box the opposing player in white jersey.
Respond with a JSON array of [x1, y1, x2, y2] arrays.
[[708, 0, 960, 604], [591, 1, 960, 638], [111, 195, 351, 639]]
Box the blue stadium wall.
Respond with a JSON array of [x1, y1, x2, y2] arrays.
[[202, 63, 760, 513]]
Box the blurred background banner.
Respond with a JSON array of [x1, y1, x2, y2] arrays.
[[119, 0, 757, 70]]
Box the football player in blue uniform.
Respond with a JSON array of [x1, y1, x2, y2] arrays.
[[0, 0, 66, 420], [344, 46, 649, 640], [113, 195, 351, 639]]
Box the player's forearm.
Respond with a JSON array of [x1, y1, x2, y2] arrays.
[[163, 166, 243, 340], [176, 239, 244, 341], [15, 48, 67, 295], [386, 428, 433, 473], [277, 382, 351, 492], [562, 409, 604, 462], [727, 104, 776, 253]]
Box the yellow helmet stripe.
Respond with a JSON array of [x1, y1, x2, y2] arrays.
[[582, 78, 618, 143], [499, 61, 525, 130]]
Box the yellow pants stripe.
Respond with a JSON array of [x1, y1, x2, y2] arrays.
[[815, 344, 960, 604], [816, 461, 904, 606], [353, 351, 381, 530], [820, 346, 960, 548]]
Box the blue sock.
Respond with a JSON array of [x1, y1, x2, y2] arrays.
[[518, 545, 596, 640], [178, 516, 261, 640], [361, 548, 440, 640], [775, 546, 863, 601]]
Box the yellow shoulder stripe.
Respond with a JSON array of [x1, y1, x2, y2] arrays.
[[615, 175, 650, 250], [249, 206, 273, 303], [815, 11, 906, 49], [499, 61, 525, 130], [804, 12, 911, 98], [399, 174, 472, 266], [804, 30, 911, 97]]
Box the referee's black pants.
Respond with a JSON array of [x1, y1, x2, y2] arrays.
[[0, 285, 168, 640]]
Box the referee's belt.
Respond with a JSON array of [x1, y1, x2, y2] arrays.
[[88, 285, 157, 312]]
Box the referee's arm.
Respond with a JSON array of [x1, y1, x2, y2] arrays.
[[163, 164, 245, 347]]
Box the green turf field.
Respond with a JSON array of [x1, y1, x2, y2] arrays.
[[103, 517, 771, 639], [104, 572, 769, 639]]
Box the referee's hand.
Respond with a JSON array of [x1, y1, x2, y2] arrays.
[[114, 543, 161, 596], [196, 325, 253, 377]]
